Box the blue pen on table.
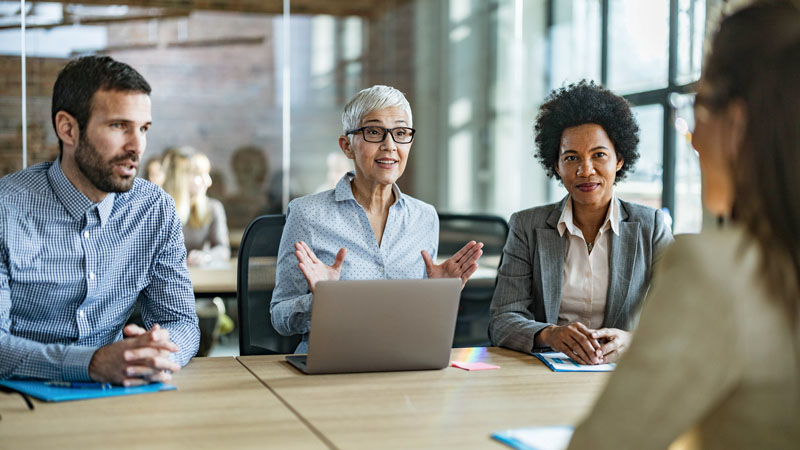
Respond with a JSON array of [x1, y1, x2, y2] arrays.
[[44, 381, 113, 390]]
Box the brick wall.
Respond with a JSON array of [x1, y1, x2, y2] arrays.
[[1, 6, 417, 226], [0, 55, 65, 175]]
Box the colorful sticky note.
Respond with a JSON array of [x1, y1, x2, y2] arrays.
[[451, 361, 500, 371]]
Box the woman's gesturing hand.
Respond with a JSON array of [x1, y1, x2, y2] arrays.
[[294, 241, 347, 293], [421, 241, 484, 288]]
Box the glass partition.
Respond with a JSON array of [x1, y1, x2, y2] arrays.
[[676, 0, 705, 85], [0, 0, 714, 356], [607, 0, 669, 94], [1, 0, 709, 226], [548, 0, 601, 88], [617, 104, 664, 210], [672, 92, 702, 233], [2, 2, 285, 247]]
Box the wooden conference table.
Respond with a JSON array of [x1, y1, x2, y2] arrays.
[[0, 348, 610, 449], [188, 258, 241, 297], [0, 357, 324, 450]]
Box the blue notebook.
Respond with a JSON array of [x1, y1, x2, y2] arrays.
[[0, 380, 176, 402], [534, 352, 615, 372]]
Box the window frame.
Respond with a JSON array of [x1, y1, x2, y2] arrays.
[[546, 0, 700, 223]]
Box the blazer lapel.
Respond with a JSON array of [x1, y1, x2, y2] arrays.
[[605, 202, 639, 328], [538, 199, 567, 324]]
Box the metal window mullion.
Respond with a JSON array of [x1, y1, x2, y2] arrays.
[[475, 1, 495, 212], [544, 0, 554, 90], [281, 0, 291, 213], [600, 0, 609, 86], [662, 99, 676, 220], [438, 0, 449, 208], [662, 0, 680, 221], [21, 0, 27, 169]]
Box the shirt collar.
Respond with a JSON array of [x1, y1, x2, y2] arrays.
[[48, 157, 116, 227], [557, 194, 620, 237], [333, 171, 404, 207]]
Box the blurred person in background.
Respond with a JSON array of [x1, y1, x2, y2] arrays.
[[142, 155, 165, 187], [569, 2, 800, 448], [315, 152, 354, 193], [224, 146, 270, 230], [163, 147, 230, 267]]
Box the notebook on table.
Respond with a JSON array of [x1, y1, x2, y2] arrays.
[[0, 379, 176, 402], [535, 352, 616, 372], [286, 278, 462, 374]]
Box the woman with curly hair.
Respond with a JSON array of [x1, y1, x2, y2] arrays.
[[489, 81, 673, 364]]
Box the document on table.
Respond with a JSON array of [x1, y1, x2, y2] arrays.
[[535, 352, 616, 372], [492, 425, 574, 450], [0, 380, 176, 402]]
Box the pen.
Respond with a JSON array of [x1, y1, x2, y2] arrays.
[[45, 381, 113, 390]]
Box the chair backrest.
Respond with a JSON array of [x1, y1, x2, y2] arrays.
[[437, 213, 509, 348], [437, 213, 509, 257], [237, 214, 301, 355]]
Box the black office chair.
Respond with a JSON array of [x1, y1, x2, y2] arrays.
[[237, 214, 301, 355], [437, 213, 509, 348]]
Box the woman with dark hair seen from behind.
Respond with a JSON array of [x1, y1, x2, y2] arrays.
[[568, 2, 800, 448], [489, 81, 673, 364]]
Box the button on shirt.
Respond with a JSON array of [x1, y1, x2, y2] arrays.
[[0, 160, 200, 381], [271, 172, 439, 354], [556, 195, 620, 329]]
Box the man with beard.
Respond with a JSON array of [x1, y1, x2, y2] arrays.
[[0, 56, 199, 385]]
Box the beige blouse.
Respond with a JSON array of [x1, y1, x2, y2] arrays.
[[568, 225, 800, 450], [556, 195, 620, 329]]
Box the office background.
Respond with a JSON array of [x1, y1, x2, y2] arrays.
[[1, 0, 742, 237]]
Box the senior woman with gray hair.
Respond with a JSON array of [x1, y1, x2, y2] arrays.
[[271, 85, 484, 354]]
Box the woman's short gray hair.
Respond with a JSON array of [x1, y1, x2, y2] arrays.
[[341, 85, 413, 136]]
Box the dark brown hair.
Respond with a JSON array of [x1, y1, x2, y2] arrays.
[[705, 1, 800, 311], [52, 56, 151, 152]]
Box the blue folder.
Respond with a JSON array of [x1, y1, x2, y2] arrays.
[[0, 380, 176, 402]]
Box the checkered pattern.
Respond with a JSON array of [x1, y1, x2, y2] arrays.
[[0, 160, 199, 381], [270, 171, 439, 354]]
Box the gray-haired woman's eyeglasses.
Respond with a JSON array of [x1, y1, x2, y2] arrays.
[[346, 126, 416, 144]]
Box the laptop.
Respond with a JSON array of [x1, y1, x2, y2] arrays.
[[285, 278, 462, 374]]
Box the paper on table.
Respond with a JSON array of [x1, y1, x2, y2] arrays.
[[451, 361, 500, 371], [492, 425, 574, 450], [535, 352, 615, 372]]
